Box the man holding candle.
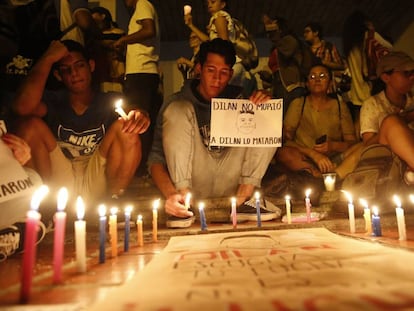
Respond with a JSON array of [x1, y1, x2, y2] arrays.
[[148, 38, 279, 228], [12, 39, 150, 203]]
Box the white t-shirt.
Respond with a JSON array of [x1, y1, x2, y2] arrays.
[[360, 91, 414, 137], [125, 0, 160, 75]]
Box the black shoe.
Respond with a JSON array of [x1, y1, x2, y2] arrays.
[[166, 208, 196, 229], [237, 198, 281, 222]]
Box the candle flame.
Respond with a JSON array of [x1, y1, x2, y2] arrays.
[[30, 185, 49, 211], [76, 196, 85, 220], [183, 5, 192, 15], [305, 188, 311, 198], [98, 204, 106, 217], [359, 198, 368, 209], [372, 206, 379, 216], [153, 199, 160, 210], [285, 195, 290, 200], [110, 207, 118, 216], [115, 99, 123, 109], [125, 205, 133, 215], [57, 187, 68, 212], [393, 195, 401, 208], [198, 202, 205, 210], [137, 214, 142, 221], [231, 197, 236, 205], [409, 194, 414, 204], [254, 191, 260, 200], [341, 190, 353, 204]]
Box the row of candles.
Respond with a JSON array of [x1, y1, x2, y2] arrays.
[[342, 191, 408, 240], [20, 183, 410, 302]]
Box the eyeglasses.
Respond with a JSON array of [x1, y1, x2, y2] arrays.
[[308, 72, 329, 80]]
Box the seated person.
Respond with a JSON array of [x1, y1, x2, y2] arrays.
[[360, 51, 414, 183], [275, 64, 362, 180], [12, 40, 150, 203], [0, 132, 43, 260], [148, 38, 278, 228]]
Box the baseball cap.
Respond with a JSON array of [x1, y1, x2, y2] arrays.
[[376, 51, 414, 77]]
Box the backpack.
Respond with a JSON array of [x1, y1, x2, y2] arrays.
[[232, 18, 259, 71], [341, 144, 404, 210]]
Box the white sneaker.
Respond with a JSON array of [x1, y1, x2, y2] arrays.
[[0, 225, 21, 261]]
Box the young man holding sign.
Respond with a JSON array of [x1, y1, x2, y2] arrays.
[[148, 38, 279, 228]]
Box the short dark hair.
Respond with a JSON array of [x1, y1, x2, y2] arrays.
[[304, 22, 323, 39], [61, 40, 90, 60], [198, 38, 236, 67]]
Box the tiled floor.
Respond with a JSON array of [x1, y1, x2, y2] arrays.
[[1, 176, 414, 309]]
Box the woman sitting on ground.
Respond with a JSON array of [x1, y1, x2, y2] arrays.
[[275, 64, 362, 180]]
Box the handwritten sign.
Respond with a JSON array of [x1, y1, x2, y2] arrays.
[[88, 228, 414, 310], [210, 98, 283, 147]]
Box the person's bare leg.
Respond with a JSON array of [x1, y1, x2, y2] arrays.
[[99, 120, 141, 196], [276, 146, 321, 177], [14, 117, 57, 181], [379, 115, 414, 169], [335, 142, 363, 179]]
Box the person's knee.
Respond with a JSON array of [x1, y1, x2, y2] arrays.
[[14, 116, 51, 141], [378, 114, 405, 142]]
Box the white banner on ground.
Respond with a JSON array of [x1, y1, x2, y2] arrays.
[[88, 228, 414, 311], [210, 98, 283, 147]]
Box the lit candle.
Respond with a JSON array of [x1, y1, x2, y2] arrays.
[[393, 195, 407, 241], [305, 189, 312, 223], [98, 204, 107, 264], [342, 191, 355, 234], [184, 192, 192, 210], [285, 195, 292, 224], [198, 202, 208, 231], [20, 185, 49, 303], [152, 199, 160, 243], [360, 198, 372, 235], [53, 187, 68, 284], [231, 197, 237, 229], [109, 207, 118, 258], [255, 191, 262, 227], [75, 196, 86, 272], [114, 99, 128, 119], [137, 214, 144, 247], [183, 5, 192, 15], [323, 173, 336, 191], [371, 206, 382, 237], [124, 205, 132, 252]]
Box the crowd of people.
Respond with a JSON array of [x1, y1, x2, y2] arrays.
[[0, 0, 413, 259]]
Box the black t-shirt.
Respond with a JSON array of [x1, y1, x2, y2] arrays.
[[43, 90, 119, 159]]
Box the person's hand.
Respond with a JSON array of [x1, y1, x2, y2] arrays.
[[165, 193, 194, 218], [44, 40, 69, 63], [311, 151, 335, 173], [2, 133, 31, 165], [249, 90, 272, 104], [113, 37, 127, 51], [120, 109, 151, 134], [313, 141, 331, 155]]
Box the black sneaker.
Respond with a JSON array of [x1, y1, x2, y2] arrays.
[[237, 198, 281, 222], [166, 208, 196, 229]]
